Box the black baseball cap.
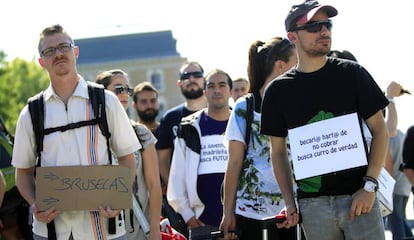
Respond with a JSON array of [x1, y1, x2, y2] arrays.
[[285, 0, 338, 32]]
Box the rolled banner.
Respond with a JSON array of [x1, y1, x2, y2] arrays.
[[132, 195, 150, 237]]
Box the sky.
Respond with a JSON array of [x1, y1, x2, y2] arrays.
[[2, 0, 414, 132]]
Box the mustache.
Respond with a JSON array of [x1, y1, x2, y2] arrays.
[[53, 55, 67, 64]]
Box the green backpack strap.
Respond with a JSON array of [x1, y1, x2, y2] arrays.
[[0, 137, 15, 191], [0, 136, 12, 156]]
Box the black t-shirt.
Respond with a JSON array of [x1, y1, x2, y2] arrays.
[[261, 57, 388, 198], [403, 126, 414, 169], [156, 103, 196, 150]]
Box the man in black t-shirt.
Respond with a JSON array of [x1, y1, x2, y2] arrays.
[[157, 61, 207, 191], [260, 1, 389, 240]]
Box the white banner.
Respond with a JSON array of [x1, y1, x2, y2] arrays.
[[288, 113, 367, 180]]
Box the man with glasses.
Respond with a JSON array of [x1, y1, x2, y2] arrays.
[[157, 61, 207, 193], [260, 1, 389, 239], [12, 24, 139, 240]]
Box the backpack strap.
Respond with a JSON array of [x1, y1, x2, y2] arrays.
[[242, 93, 255, 170], [28, 91, 45, 167], [87, 83, 112, 165]]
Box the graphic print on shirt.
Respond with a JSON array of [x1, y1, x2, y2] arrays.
[[234, 107, 284, 219], [298, 110, 334, 193]]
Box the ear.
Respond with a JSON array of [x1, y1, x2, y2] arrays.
[[287, 32, 296, 43], [74, 46, 79, 58], [38, 57, 45, 67], [274, 60, 284, 76], [176, 79, 182, 87], [132, 101, 137, 109]]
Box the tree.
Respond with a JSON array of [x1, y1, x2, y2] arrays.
[[0, 51, 49, 134]]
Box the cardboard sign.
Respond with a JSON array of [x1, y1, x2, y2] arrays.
[[288, 113, 367, 180], [36, 165, 132, 211]]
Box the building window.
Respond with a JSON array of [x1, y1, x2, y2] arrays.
[[149, 70, 164, 91]]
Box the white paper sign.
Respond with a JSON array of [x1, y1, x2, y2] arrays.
[[377, 168, 395, 216], [199, 135, 228, 175], [288, 113, 367, 180]]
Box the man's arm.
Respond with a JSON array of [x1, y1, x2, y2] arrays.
[[157, 148, 172, 194], [350, 110, 388, 219], [15, 167, 36, 206], [365, 110, 389, 179]]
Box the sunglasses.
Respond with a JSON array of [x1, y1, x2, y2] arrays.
[[292, 20, 332, 33], [113, 85, 133, 96], [180, 71, 204, 80]]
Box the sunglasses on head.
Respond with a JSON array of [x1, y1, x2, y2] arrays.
[[113, 85, 133, 96], [180, 71, 204, 80], [292, 20, 332, 33]]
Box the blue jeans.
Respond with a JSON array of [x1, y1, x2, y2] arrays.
[[299, 195, 385, 240], [387, 194, 413, 240]]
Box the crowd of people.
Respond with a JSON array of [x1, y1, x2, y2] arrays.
[[1, 1, 414, 240]]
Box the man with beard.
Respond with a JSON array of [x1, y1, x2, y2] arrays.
[[156, 62, 207, 236], [157, 61, 207, 191], [132, 81, 160, 138], [260, 1, 388, 240]]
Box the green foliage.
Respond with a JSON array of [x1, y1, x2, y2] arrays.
[[0, 51, 48, 134]]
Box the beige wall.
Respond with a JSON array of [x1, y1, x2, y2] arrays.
[[77, 55, 187, 121]]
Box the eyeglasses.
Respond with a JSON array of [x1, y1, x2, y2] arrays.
[[113, 86, 133, 96], [291, 20, 332, 33], [180, 71, 204, 80], [40, 42, 75, 57]]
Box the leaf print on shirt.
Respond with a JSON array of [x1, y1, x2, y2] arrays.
[[298, 110, 334, 193], [235, 107, 283, 213]]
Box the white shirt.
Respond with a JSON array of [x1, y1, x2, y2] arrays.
[[12, 78, 141, 239]]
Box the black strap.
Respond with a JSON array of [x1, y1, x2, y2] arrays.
[[46, 222, 57, 240], [28, 91, 45, 166], [242, 93, 255, 170], [43, 118, 101, 135], [88, 83, 112, 165]]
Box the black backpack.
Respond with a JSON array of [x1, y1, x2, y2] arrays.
[[27, 82, 116, 239]]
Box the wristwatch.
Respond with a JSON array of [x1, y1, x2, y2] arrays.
[[362, 177, 379, 193]]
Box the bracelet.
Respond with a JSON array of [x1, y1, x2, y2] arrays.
[[363, 176, 379, 187], [363, 175, 378, 183], [388, 98, 395, 104]]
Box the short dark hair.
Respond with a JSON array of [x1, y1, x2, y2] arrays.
[[205, 69, 233, 90], [38, 24, 73, 54], [133, 81, 159, 103], [179, 61, 204, 75]]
